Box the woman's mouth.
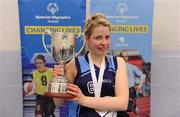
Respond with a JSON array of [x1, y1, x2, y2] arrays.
[[98, 47, 107, 51]]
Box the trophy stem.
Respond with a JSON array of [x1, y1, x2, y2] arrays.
[[45, 61, 74, 98], [58, 61, 66, 77]]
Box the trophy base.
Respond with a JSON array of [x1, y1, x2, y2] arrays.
[[44, 92, 74, 99]]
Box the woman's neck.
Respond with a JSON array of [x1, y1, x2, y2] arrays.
[[89, 52, 105, 67]]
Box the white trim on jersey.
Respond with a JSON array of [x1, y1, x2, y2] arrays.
[[97, 111, 117, 117]]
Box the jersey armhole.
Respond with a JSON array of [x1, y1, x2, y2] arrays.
[[113, 56, 118, 70], [75, 57, 81, 81]]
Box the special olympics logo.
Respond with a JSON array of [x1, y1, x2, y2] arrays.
[[118, 36, 125, 43], [47, 2, 59, 15], [116, 3, 128, 16]]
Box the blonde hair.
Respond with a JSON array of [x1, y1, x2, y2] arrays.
[[84, 13, 111, 40]]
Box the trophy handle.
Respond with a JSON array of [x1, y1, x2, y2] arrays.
[[42, 30, 52, 55], [73, 33, 86, 58]]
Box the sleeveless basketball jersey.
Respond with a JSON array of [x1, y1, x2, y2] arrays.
[[32, 68, 53, 95], [69, 53, 120, 117]]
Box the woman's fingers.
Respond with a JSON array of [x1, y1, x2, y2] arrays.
[[67, 84, 86, 104], [53, 65, 61, 76], [67, 84, 78, 92], [67, 84, 80, 96]]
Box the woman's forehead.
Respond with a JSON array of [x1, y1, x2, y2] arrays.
[[92, 26, 110, 35]]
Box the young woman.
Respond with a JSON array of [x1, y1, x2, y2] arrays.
[[53, 13, 129, 117], [32, 55, 56, 117]]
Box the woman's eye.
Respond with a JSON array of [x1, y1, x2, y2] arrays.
[[95, 36, 101, 40], [105, 36, 110, 40]]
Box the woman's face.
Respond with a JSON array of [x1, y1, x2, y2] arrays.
[[35, 59, 45, 71], [87, 25, 110, 56]]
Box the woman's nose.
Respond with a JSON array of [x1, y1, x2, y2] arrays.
[[101, 37, 108, 44]]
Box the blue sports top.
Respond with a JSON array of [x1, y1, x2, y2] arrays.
[[68, 53, 122, 117]]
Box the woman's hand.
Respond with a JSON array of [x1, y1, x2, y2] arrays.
[[67, 84, 86, 105], [53, 64, 65, 77]]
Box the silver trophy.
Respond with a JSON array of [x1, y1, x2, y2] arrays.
[[42, 31, 85, 98]]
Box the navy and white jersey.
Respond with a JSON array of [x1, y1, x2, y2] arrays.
[[69, 53, 121, 117]]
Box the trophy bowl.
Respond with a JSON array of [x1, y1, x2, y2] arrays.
[[42, 31, 85, 98]]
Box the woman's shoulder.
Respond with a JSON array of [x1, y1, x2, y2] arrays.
[[66, 58, 78, 83], [66, 58, 77, 73], [116, 56, 126, 67], [106, 55, 124, 63]]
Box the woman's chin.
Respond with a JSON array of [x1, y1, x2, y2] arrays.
[[97, 50, 107, 55]]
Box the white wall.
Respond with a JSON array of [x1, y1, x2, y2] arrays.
[[152, 0, 180, 116], [0, 0, 23, 117], [1, 0, 180, 117]]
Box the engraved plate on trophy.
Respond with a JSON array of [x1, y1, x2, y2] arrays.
[[42, 31, 85, 98]]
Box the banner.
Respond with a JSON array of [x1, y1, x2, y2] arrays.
[[90, 0, 153, 116], [18, 0, 86, 117]]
